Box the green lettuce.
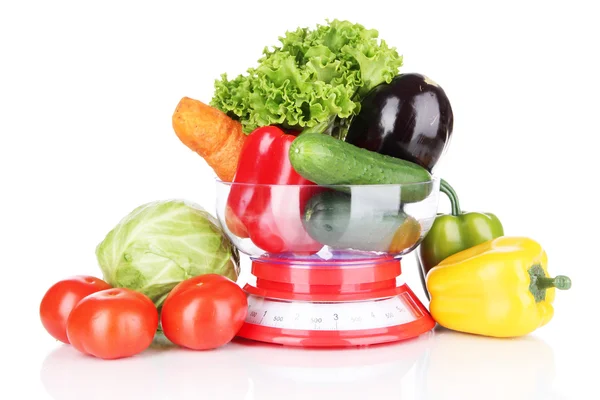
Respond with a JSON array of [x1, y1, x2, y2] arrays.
[[210, 19, 403, 137], [96, 199, 240, 307]]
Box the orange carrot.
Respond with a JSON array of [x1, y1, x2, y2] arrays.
[[172, 97, 246, 182]]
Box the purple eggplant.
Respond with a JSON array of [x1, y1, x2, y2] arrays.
[[345, 73, 453, 172]]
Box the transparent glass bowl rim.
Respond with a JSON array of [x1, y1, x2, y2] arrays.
[[215, 175, 440, 189]]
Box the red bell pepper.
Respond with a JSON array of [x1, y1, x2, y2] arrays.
[[225, 126, 323, 255]]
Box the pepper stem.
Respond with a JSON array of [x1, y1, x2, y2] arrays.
[[536, 275, 572, 290], [528, 264, 572, 302], [440, 179, 462, 216]]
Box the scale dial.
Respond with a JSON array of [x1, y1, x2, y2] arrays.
[[245, 292, 421, 331], [236, 284, 435, 347]]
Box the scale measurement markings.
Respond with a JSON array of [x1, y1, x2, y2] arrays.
[[245, 294, 418, 331]]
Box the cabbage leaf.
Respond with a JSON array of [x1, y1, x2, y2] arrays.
[[96, 200, 240, 306]]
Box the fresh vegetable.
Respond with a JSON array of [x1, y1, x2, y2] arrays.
[[289, 132, 433, 202], [66, 288, 159, 359], [345, 73, 454, 172], [172, 97, 247, 182], [210, 19, 403, 138], [417, 180, 504, 298], [302, 190, 421, 253], [225, 126, 323, 254], [426, 236, 572, 338], [96, 199, 240, 307], [39, 276, 112, 344], [160, 274, 248, 350]]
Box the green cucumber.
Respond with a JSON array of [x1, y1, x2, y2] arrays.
[[302, 190, 422, 253], [302, 191, 352, 245], [289, 133, 433, 203]]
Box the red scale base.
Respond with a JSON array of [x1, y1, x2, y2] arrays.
[[236, 254, 436, 347]]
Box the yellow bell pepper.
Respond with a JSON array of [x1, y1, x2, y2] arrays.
[[426, 236, 571, 338]]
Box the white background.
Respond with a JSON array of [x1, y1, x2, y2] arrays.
[[1, 0, 598, 399]]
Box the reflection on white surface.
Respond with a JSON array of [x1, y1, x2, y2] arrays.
[[418, 329, 564, 400], [40, 327, 565, 400], [237, 331, 433, 399]]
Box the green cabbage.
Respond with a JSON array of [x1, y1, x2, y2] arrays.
[[95, 199, 240, 306], [210, 19, 403, 138]]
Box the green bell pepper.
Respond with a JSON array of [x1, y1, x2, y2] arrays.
[[417, 179, 505, 299]]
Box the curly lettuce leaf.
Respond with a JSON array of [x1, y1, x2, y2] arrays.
[[210, 19, 403, 135]]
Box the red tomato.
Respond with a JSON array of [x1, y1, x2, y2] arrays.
[[161, 274, 248, 350], [39, 275, 112, 344], [66, 288, 159, 360]]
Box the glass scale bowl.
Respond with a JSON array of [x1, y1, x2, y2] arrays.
[[215, 178, 441, 347]]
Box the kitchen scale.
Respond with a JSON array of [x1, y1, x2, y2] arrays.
[[216, 178, 441, 348], [236, 250, 435, 347]]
